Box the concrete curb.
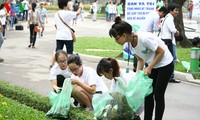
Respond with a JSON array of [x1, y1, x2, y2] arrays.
[[79, 54, 200, 84]]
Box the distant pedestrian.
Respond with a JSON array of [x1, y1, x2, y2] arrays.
[[92, 0, 98, 21], [0, 21, 4, 63], [72, 0, 79, 26], [117, 3, 123, 17], [188, 0, 194, 19], [27, 2, 40, 48], [111, 2, 117, 21], [22, 0, 29, 21], [9, 2, 16, 30], [105, 2, 109, 21], [79, 2, 84, 21], [38, 2, 47, 37]]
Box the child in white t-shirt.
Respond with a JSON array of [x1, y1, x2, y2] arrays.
[[49, 50, 72, 93], [67, 54, 108, 111], [96, 57, 143, 119]]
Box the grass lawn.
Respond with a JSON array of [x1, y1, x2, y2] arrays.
[[74, 37, 200, 79], [0, 94, 51, 120]]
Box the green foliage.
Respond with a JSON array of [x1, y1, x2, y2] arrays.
[[0, 97, 51, 120], [0, 80, 94, 119], [0, 80, 51, 112]]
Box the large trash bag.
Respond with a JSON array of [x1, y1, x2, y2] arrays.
[[93, 70, 153, 120], [126, 71, 153, 112], [46, 78, 73, 118], [93, 92, 133, 120]]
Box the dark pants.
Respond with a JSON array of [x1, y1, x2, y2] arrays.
[[29, 24, 37, 47], [22, 10, 28, 21], [144, 62, 173, 120], [56, 75, 65, 87], [162, 39, 175, 80], [56, 40, 73, 54], [2, 25, 6, 37]]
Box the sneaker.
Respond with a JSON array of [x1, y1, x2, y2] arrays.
[[169, 79, 181, 83], [85, 106, 93, 111]]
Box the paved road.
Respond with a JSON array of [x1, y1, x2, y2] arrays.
[[0, 14, 200, 120]]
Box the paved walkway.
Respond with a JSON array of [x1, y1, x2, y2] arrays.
[[0, 13, 200, 120]]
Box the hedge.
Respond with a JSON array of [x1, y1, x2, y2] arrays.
[[0, 80, 94, 120]]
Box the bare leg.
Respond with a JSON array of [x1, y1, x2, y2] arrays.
[[72, 85, 93, 107], [49, 50, 56, 69]]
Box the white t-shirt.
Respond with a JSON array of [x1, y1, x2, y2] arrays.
[[160, 13, 177, 45], [0, 9, 6, 25], [38, 8, 47, 23], [49, 63, 72, 81], [54, 10, 76, 41], [71, 66, 108, 93], [92, 2, 98, 12], [140, 11, 160, 33], [130, 32, 173, 68], [28, 9, 40, 24], [110, 70, 135, 91], [22, 0, 29, 10]]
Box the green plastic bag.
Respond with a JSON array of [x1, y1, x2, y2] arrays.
[[92, 70, 153, 119], [126, 70, 153, 112], [46, 78, 73, 118]]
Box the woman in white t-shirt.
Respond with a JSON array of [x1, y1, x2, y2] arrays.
[[67, 54, 108, 111], [49, 0, 83, 69], [109, 17, 174, 120], [96, 57, 142, 119], [49, 50, 72, 93]]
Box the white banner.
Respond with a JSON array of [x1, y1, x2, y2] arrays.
[[125, 0, 156, 31]]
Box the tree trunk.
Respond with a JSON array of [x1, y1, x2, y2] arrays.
[[164, 0, 192, 47]]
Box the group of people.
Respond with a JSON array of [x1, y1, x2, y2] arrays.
[[105, 1, 123, 22], [46, 0, 200, 120], [49, 51, 108, 111], [0, 0, 47, 49]]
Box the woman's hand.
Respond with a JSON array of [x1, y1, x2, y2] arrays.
[[114, 77, 118, 81], [71, 79, 79, 85], [53, 86, 62, 93], [144, 66, 153, 75]]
